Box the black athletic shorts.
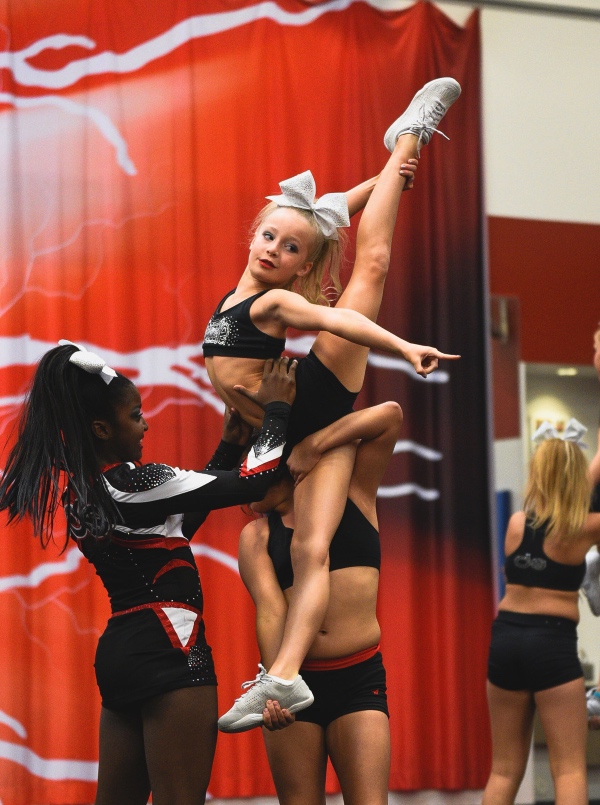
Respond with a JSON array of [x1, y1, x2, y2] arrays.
[[95, 603, 217, 711], [284, 349, 358, 456], [487, 610, 582, 693], [295, 650, 389, 729]]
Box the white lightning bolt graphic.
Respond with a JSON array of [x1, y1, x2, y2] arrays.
[[0, 2, 366, 90], [0, 92, 135, 174]]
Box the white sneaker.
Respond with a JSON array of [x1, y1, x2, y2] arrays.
[[587, 687, 600, 717], [582, 548, 600, 616], [218, 664, 314, 733], [384, 77, 461, 155]]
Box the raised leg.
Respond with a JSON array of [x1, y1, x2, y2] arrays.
[[482, 682, 535, 805], [535, 677, 588, 805], [262, 721, 328, 805], [312, 132, 420, 393], [142, 686, 218, 805], [326, 710, 390, 805]]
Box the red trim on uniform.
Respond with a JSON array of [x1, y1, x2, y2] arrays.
[[154, 607, 201, 655], [101, 461, 142, 473], [111, 535, 190, 550], [300, 644, 379, 672], [111, 601, 203, 618], [239, 457, 281, 477], [111, 601, 203, 656], [153, 558, 197, 583], [101, 462, 122, 473]]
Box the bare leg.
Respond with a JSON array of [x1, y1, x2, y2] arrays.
[[268, 444, 355, 679], [535, 678, 588, 805], [268, 136, 420, 681], [482, 682, 535, 805], [327, 711, 390, 805], [263, 721, 328, 805], [95, 706, 150, 805], [313, 132, 420, 392], [143, 686, 218, 805]]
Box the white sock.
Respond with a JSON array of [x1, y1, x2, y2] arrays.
[[267, 674, 295, 685]]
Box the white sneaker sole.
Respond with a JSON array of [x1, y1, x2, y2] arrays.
[[218, 692, 314, 734]]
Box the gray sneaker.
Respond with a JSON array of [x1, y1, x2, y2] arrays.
[[384, 77, 461, 155], [582, 549, 600, 616], [218, 664, 314, 733]]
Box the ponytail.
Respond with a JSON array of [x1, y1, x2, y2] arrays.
[[524, 438, 591, 541], [0, 345, 133, 547]]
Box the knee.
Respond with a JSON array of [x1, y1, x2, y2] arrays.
[[549, 758, 587, 780], [490, 757, 529, 784], [290, 538, 330, 571], [484, 770, 523, 804], [361, 247, 391, 282], [381, 400, 403, 432]]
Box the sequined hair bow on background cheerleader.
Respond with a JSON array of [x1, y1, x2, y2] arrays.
[[266, 170, 350, 240], [531, 417, 588, 449], [58, 339, 117, 385]]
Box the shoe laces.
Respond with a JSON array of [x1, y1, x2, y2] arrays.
[[412, 99, 450, 156], [236, 664, 268, 700]]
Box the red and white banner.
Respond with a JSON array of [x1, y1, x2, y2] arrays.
[[0, 2, 491, 801]]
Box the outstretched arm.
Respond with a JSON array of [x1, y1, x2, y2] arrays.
[[345, 160, 418, 217], [253, 290, 459, 377], [238, 519, 288, 669]]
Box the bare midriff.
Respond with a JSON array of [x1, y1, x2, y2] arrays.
[[205, 355, 268, 429], [284, 566, 381, 660], [499, 583, 580, 623]]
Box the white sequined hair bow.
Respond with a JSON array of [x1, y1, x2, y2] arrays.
[[531, 417, 587, 449], [266, 170, 350, 240], [58, 339, 118, 385]]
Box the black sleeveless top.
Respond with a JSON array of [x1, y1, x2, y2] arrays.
[[504, 519, 586, 592], [591, 482, 600, 514], [202, 289, 286, 359], [267, 498, 380, 591]]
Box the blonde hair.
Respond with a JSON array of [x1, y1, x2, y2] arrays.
[[524, 438, 591, 541], [250, 202, 346, 306]]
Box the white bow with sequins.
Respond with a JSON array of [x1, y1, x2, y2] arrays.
[[266, 170, 350, 240]]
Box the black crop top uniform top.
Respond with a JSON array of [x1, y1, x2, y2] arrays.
[[202, 289, 286, 359], [504, 519, 586, 592], [267, 498, 381, 591]]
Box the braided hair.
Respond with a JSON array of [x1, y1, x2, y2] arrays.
[[0, 344, 134, 546]]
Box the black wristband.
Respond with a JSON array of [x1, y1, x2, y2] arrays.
[[263, 401, 292, 419]]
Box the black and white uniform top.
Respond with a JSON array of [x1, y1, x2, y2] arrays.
[[64, 401, 291, 709], [67, 401, 291, 615]]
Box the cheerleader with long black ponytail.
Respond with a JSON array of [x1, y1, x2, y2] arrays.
[[0, 341, 296, 805], [0, 341, 131, 544]]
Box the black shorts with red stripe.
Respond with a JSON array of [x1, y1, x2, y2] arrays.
[[95, 602, 216, 711], [295, 646, 388, 729]]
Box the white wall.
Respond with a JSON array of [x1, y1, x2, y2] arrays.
[[479, 2, 600, 224], [378, 0, 600, 222]]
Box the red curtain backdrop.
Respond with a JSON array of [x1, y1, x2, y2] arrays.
[[0, 1, 491, 802]]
